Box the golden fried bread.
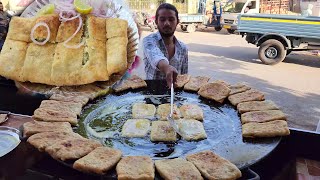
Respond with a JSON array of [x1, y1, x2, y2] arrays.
[[22, 43, 56, 84], [229, 83, 251, 95], [107, 37, 128, 75], [50, 94, 89, 106], [186, 150, 242, 180], [176, 74, 191, 88], [81, 39, 109, 82], [56, 16, 83, 43], [237, 100, 278, 114], [7, 16, 35, 42], [51, 43, 84, 86], [73, 147, 122, 175], [228, 89, 265, 106], [150, 121, 177, 142], [46, 138, 102, 161], [27, 131, 83, 151], [116, 156, 155, 180], [106, 18, 128, 38], [39, 100, 82, 116], [157, 103, 181, 120], [23, 121, 73, 138], [179, 104, 203, 121], [0, 40, 28, 81], [155, 158, 203, 180], [33, 107, 78, 125], [34, 14, 60, 43], [132, 103, 156, 119], [242, 120, 290, 138], [198, 82, 231, 103], [121, 119, 150, 138], [127, 75, 147, 89], [184, 76, 210, 92], [212, 80, 230, 87], [178, 119, 207, 141], [86, 15, 106, 41], [241, 110, 287, 124]]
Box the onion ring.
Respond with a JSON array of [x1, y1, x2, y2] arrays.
[[30, 22, 51, 45]]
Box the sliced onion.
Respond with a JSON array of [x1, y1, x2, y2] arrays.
[[63, 15, 84, 49], [59, 11, 79, 22], [30, 22, 51, 45]]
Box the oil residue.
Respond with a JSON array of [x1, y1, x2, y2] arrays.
[[78, 91, 280, 168]]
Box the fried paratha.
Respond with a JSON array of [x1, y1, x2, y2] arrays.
[[33, 107, 78, 125], [73, 147, 122, 175], [121, 119, 150, 138], [46, 138, 102, 161], [155, 158, 203, 180], [132, 103, 156, 119], [23, 121, 72, 138], [157, 103, 181, 120], [150, 121, 177, 142], [241, 110, 287, 124], [184, 76, 210, 92], [179, 104, 203, 121], [242, 120, 290, 138], [116, 156, 155, 180], [176, 74, 191, 88], [186, 150, 242, 180], [27, 131, 83, 151], [198, 82, 231, 103], [228, 89, 265, 106], [237, 100, 278, 114]]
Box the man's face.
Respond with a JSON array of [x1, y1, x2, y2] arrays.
[[156, 9, 178, 37]]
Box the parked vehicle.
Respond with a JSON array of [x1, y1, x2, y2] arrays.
[[178, 0, 222, 33], [238, 13, 320, 65], [221, 0, 290, 33]]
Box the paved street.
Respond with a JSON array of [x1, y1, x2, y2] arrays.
[[133, 27, 320, 132]]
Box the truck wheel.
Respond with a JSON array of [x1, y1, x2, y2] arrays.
[[215, 26, 222, 31], [227, 29, 235, 34], [180, 25, 187, 31], [186, 24, 196, 33], [258, 39, 287, 65]]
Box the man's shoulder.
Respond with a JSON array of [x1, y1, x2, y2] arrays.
[[176, 39, 188, 51], [143, 32, 159, 42]]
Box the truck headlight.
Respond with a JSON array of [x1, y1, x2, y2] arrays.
[[234, 19, 238, 25]]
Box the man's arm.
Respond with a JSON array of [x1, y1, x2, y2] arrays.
[[143, 37, 178, 87]]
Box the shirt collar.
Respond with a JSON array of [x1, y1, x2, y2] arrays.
[[156, 31, 182, 48]]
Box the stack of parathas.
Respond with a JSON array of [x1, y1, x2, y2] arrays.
[[0, 14, 128, 86]]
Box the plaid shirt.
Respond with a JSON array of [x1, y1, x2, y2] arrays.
[[143, 31, 188, 80]]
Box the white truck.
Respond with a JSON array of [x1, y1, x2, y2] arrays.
[[221, 0, 293, 33]]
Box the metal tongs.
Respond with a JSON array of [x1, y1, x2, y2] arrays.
[[167, 83, 184, 138]]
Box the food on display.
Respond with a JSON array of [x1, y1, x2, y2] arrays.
[[176, 74, 191, 88], [241, 110, 287, 124], [23, 121, 73, 138], [242, 120, 290, 138], [157, 103, 181, 120], [184, 76, 210, 92], [150, 121, 177, 142], [198, 82, 231, 103], [116, 156, 155, 180], [228, 89, 265, 106], [237, 100, 279, 114], [179, 104, 204, 121], [121, 119, 151, 138], [132, 103, 156, 119]]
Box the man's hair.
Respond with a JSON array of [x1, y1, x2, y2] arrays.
[[155, 3, 179, 21]]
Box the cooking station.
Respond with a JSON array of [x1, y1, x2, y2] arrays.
[[0, 79, 319, 180]]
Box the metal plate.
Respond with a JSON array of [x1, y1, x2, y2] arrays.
[[0, 126, 21, 157], [77, 80, 281, 170]]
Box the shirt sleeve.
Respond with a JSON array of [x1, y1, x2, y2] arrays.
[[143, 37, 169, 70], [181, 48, 188, 74]]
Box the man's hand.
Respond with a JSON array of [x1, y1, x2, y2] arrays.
[[158, 60, 178, 88], [164, 65, 178, 87]]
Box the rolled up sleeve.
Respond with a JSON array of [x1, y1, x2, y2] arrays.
[[143, 37, 169, 70]]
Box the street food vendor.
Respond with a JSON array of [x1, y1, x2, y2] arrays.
[[143, 3, 188, 87]]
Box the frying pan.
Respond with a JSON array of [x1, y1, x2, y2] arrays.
[[74, 80, 281, 178]]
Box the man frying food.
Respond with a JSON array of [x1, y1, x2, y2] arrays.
[[143, 3, 188, 87]]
